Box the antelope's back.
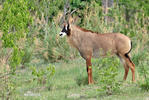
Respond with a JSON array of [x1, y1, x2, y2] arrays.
[[92, 33, 131, 57]]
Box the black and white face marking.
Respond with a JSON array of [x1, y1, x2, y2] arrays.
[[59, 24, 70, 37]]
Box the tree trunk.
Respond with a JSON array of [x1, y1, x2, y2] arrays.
[[102, 0, 114, 23]]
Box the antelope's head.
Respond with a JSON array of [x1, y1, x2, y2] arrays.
[[59, 23, 70, 37], [59, 16, 74, 37]]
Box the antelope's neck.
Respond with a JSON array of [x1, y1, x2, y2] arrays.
[[67, 25, 96, 50], [67, 30, 81, 49]]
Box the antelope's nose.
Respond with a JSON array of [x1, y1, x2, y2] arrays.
[[59, 33, 63, 36]]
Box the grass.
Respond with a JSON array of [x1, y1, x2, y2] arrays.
[[3, 57, 149, 100]]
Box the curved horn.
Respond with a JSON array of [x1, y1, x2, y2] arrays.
[[60, 0, 70, 26], [70, 8, 77, 15]]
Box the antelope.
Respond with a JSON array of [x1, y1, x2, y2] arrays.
[[59, 17, 135, 84]]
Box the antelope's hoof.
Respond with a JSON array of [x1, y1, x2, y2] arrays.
[[89, 80, 94, 84]]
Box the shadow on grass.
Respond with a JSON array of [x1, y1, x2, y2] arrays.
[[76, 75, 88, 86]]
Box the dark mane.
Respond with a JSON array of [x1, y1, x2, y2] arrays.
[[75, 26, 98, 34]]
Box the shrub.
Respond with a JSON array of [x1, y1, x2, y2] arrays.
[[0, 0, 32, 98], [0, 0, 32, 70], [95, 56, 121, 95], [31, 64, 55, 85], [137, 49, 149, 91]]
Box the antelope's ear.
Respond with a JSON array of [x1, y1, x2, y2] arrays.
[[68, 16, 74, 24], [66, 23, 70, 30]]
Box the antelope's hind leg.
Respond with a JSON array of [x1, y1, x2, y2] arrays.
[[123, 62, 129, 81], [118, 54, 129, 81], [121, 53, 135, 82]]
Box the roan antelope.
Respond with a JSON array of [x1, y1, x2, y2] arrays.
[[59, 17, 135, 84]]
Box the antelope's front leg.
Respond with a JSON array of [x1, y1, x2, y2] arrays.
[[86, 57, 94, 84]]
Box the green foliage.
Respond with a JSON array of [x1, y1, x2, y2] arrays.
[[76, 71, 88, 86], [10, 47, 24, 71], [0, 0, 31, 47], [119, 0, 149, 16], [95, 57, 121, 95], [140, 78, 149, 91], [0, 0, 32, 70], [0, 78, 16, 99], [136, 48, 149, 91], [31, 64, 55, 84], [21, 43, 33, 66], [28, 0, 64, 21], [0, 0, 32, 98]]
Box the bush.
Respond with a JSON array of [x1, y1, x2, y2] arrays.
[[31, 64, 55, 85], [0, 0, 32, 70], [137, 49, 149, 91], [95, 56, 121, 95], [0, 0, 32, 98]]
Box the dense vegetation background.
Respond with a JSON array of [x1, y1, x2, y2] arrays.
[[0, 0, 149, 99]]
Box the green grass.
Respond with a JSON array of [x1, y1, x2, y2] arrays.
[[5, 58, 149, 100]]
